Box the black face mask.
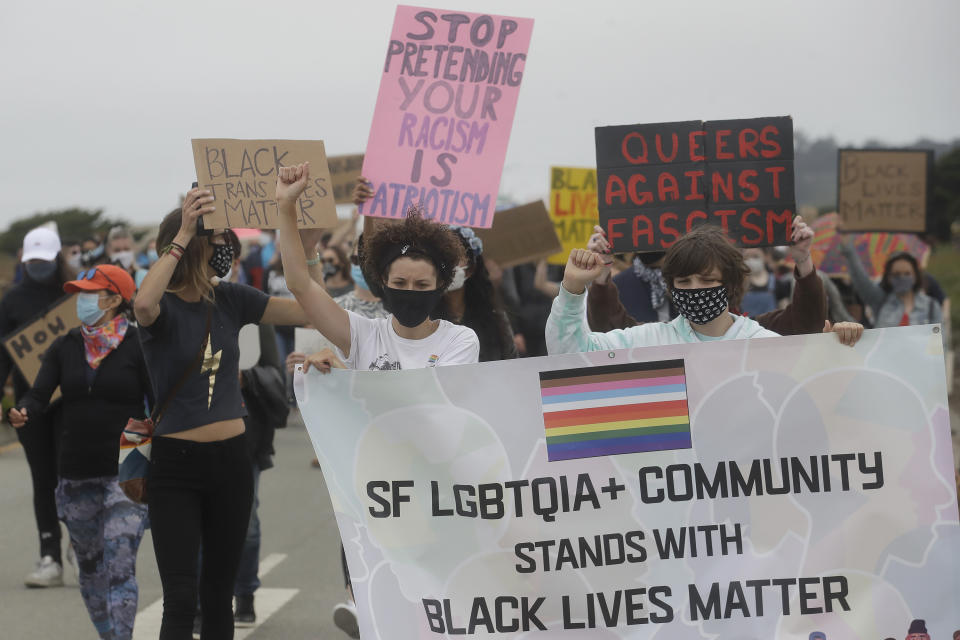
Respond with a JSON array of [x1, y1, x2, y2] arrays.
[[381, 287, 444, 328], [24, 261, 58, 285], [671, 285, 728, 325], [209, 243, 234, 278]]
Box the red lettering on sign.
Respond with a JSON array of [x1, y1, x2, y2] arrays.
[[572, 191, 597, 216], [715, 130, 734, 160], [764, 166, 786, 198], [738, 128, 760, 159], [767, 208, 793, 242], [741, 208, 764, 244], [713, 209, 737, 234], [684, 170, 705, 201], [737, 170, 759, 202], [632, 215, 654, 248], [655, 133, 679, 163], [621, 132, 648, 164], [551, 192, 571, 216], [658, 212, 681, 247], [686, 210, 708, 232], [712, 171, 734, 201], [760, 126, 782, 158], [689, 131, 706, 162], [605, 175, 626, 206], [607, 218, 627, 245], [657, 172, 680, 202], [628, 174, 652, 206]]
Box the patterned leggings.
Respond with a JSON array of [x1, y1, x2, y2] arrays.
[[57, 476, 148, 640]]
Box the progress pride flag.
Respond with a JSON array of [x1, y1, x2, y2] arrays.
[[595, 117, 796, 252], [360, 5, 534, 228]]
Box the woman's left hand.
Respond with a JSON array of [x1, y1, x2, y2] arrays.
[[302, 348, 346, 374], [276, 162, 311, 204], [823, 320, 864, 347]]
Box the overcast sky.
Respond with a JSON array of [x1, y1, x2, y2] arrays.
[[2, 0, 958, 228]]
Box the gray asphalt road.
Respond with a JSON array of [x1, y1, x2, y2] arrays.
[[0, 412, 350, 640]]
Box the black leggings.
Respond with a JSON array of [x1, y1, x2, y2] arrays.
[[16, 408, 61, 562], [147, 434, 253, 640]]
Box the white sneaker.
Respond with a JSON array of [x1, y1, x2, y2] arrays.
[[332, 601, 360, 638], [25, 556, 64, 588]]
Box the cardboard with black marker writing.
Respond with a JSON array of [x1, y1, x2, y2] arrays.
[[1, 295, 80, 401], [191, 139, 338, 230], [473, 201, 562, 269]]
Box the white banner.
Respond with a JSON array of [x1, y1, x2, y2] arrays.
[[298, 325, 959, 639]]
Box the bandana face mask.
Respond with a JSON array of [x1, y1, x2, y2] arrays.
[[671, 285, 728, 325], [209, 243, 235, 278]]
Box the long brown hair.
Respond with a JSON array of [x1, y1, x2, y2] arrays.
[[157, 208, 215, 301]]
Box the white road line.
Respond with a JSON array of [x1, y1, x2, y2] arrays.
[[258, 552, 287, 578], [133, 553, 294, 640]]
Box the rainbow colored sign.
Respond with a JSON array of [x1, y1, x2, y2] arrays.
[[539, 359, 690, 461]]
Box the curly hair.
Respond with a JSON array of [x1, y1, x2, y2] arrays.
[[434, 233, 516, 361], [661, 225, 749, 308], [362, 209, 464, 291]]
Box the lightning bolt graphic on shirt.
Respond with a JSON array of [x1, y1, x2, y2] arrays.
[[201, 332, 222, 410]]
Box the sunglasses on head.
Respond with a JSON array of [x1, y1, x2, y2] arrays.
[[77, 268, 122, 296]]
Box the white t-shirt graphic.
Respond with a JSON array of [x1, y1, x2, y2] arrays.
[[338, 311, 479, 370]]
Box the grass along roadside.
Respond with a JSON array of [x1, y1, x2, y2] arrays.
[[927, 244, 960, 337]]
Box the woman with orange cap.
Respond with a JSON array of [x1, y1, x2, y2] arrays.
[[8, 264, 152, 640]]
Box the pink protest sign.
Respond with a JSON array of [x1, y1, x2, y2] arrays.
[[360, 5, 534, 228]]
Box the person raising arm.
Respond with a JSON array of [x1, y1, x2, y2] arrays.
[[275, 163, 479, 371], [131, 188, 324, 640]]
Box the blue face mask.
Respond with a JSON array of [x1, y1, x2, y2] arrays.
[[351, 263, 369, 291], [24, 261, 58, 284], [76, 293, 105, 326], [146, 248, 159, 264]]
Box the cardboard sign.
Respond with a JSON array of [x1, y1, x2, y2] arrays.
[[191, 139, 338, 229], [595, 116, 796, 252], [837, 149, 932, 232], [2, 295, 79, 390], [472, 200, 561, 268], [299, 325, 958, 638], [548, 166, 599, 265], [359, 6, 535, 228], [328, 154, 365, 204]]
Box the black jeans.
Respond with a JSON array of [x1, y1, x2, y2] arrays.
[[148, 434, 253, 640], [16, 408, 62, 562]]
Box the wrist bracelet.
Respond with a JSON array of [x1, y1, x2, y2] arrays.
[[162, 244, 185, 261], [170, 241, 187, 253], [305, 252, 322, 267]]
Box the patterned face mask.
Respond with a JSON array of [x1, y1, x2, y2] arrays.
[[208, 243, 234, 278], [671, 285, 728, 325]]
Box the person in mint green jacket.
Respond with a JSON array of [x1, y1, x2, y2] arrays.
[[549, 220, 856, 354]]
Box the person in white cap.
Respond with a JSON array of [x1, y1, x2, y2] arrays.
[[0, 226, 76, 587]]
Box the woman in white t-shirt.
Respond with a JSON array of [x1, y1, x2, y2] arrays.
[[275, 162, 479, 638], [274, 162, 479, 372]]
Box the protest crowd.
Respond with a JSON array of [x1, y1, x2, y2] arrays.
[[1, 7, 958, 640], [1, 169, 953, 639]]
